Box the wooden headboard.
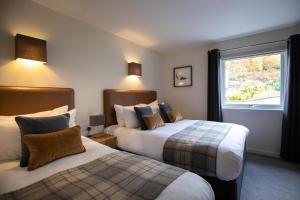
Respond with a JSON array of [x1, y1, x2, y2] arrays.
[[0, 86, 74, 116], [103, 89, 157, 127]]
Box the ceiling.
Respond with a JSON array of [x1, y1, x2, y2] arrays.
[[33, 0, 300, 54]]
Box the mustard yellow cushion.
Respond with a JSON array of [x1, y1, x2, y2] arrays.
[[24, 126, 85, 171], [142, 112, 164, 130], [167, 111, 183, 123]]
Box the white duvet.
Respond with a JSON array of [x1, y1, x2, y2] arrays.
[[105, 120, 249, 181], [0, 136, 214, 200]]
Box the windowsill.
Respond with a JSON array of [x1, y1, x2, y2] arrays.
[[222, 106, 283, 111]]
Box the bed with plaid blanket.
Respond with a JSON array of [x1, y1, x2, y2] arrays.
[[1, 151, 186, 200], [163, 120, 233, 177]]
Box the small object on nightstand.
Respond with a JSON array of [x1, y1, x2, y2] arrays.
[[87, 114, 105, 135], [88, 133, 117, 149]]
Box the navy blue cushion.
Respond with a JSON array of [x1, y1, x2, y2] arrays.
[[134, 106, 153, 130], [159, 103, 173, 123], [15, 114, 70, 167]]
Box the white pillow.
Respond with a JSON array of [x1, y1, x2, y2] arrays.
[[51, 105, 69, 116], [67, 109, 76, 128], [123, 104, 148, 128], [0, 105, 68, 120], [114, 105, 125, 126], [0, 120, 22, 162], [114, 104, 147, 128], [0, 105, 69, 162], [148, 100, 159, 114], [123, 106, 140, 128]]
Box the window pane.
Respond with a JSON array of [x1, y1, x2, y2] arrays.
[[224, 53, 281, 105]]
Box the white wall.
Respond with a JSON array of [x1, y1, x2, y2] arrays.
[[163, 25, 300, 157], [222, 109, 283, 157], [163, 44, 214, 120], [0, 0, 163, 135]]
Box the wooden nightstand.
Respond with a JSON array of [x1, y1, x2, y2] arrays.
[[88, 133, 117, 149]]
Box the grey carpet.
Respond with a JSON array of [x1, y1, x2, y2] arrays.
[[241, 154, 300, 200]]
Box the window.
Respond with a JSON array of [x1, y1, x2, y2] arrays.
[[221, 52, 286, 109]]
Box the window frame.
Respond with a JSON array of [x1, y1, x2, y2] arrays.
[[220, 50, 286, 110]]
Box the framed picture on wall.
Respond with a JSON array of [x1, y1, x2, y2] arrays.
[[173, 66, 192, 87]]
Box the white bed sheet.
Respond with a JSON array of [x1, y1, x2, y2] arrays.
[[0, 136, 214, 200], [105, 120, 249, 181]]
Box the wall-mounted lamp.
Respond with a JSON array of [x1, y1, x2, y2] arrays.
[[128, 62, 142, 76], [15, 34, 47, 63]]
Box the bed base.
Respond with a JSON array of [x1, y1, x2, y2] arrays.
[[202, 151, 246, 200], [203, 172, 243, 200]]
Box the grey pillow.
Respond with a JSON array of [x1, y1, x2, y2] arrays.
[[134, 106, 153, 130], [159, 103, 173, 123], [15, 114, 70, 167]]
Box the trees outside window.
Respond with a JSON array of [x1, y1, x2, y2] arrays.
[[222, 52, 285, 108]]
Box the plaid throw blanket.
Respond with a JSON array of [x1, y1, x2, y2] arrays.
[[1, 151, 185, 200], [163, 120, 233, 177]]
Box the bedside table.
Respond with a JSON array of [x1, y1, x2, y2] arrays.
[[88, 133, 117, 149]]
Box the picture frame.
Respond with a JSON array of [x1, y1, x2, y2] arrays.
[[173, 66, 192, 87]]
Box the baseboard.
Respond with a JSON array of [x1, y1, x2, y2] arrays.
[[246, 148, 280, 158]]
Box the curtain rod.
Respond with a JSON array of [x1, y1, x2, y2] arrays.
[[220, 39, 287, 52]]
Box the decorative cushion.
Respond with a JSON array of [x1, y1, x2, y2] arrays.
[[167, 111, 183, 123], [15, 114, 70, 167], [24, 126, 85, 171], [159, 103, 173, 123], [142, 112, 165, 130], [134, 106, 153, 130]]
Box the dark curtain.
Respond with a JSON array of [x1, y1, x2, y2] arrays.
[[281, 34, 300, 163], [207, 49, 222, 122]]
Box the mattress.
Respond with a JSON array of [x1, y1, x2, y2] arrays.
[[0, 136, 214, 200], [105, 119, 249, 181]]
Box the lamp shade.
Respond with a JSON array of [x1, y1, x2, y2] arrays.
[[128, 62, 142, 76], [15, 34, 47, 62], [89, 115, 105, 126]]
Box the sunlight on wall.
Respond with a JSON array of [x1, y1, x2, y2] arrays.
[[0, 59, 67, 87]]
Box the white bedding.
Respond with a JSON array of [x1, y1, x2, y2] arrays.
[[0, 136, 214, 200], [105, 120, 249, 181]]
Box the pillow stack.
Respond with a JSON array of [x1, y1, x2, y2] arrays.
[[113, 101, 183, 130], [16, 114, 85, 170], [0, 105, 83, 171], [114, 100, 160, 128], [0, 105, 73, 162], [15, 113, 71, 167]]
